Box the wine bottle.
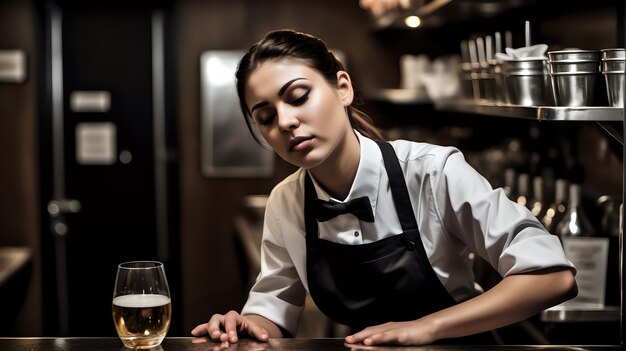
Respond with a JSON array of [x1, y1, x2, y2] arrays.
[[503, 168, 517, 200], [555, 183, 608, 307], [541, 178, 568, 233], [555, 183, 595, 239], [516, 173, 530, 210], [529, 176, 545, 218]]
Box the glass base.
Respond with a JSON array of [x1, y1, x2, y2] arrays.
[[119, 335, 165, 349]]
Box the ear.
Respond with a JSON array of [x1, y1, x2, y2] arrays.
[[336, 70, 354, 106]]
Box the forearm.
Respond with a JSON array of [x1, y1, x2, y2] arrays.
[[427, 267, 577, 340], [243, 314, 284, 338]]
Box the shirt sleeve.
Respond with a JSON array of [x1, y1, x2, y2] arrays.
[[240, 198, 306, 337], [432, 149, 575, 277]]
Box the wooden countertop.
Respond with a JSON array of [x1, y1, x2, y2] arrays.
[[0, 337, 623, 351]]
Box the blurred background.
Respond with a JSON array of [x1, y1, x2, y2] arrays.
[[0, 0, 623, 345]]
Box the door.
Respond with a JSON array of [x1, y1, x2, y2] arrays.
[[42, 1, 178, 336]]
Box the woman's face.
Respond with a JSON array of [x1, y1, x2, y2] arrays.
[[244, 59, 354, 170]]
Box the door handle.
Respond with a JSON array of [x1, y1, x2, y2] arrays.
[[47, 199, 82, 216]]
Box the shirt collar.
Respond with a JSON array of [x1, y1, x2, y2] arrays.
[[308, 130, 381, 218]]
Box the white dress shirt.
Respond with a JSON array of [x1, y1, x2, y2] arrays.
[[241, 131, 574, 336]]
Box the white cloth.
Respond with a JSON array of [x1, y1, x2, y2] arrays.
[[241, 131, 574, 336]]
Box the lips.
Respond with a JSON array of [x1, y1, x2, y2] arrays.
[[289, 135, 314, 152]]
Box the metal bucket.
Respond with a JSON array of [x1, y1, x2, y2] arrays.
[[548, 49, 605, 106], [503, 58, 553, 106], [601, 48, 625, 107]]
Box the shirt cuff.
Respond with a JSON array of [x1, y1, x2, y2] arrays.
[[241, 291, 304, 337], [499, 231, 576, 277]]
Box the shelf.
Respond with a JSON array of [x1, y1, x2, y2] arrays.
[[541, 305, 620, 323], [370, 0, 616, 30], [365, 88, 432, 105], [371, 0, 538, 30], [434, 100, 624, 122], [415, 0, 536, 28]]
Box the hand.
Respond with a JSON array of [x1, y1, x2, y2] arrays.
[[191, 310, 270, 344], [344, 320, 437, 346]]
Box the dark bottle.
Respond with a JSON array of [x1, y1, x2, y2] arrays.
[[555, 183, 595, 239], [556, 183, 608, 308], [529, 176, 545, 219], [503, 168, 517, 200], [516, 173, 530, 210], [597, 195, 620, 238], [541, 178, 568, 233]]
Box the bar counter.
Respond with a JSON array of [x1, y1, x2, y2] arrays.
[[0, 338, 623, 351]]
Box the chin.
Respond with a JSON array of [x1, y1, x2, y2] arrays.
[[289, 158, 322, 170], [286, 150, 329, 170]]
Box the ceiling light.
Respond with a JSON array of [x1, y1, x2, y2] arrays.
[[404, 16, 421, 28]]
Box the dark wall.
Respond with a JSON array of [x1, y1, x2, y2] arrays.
[[0, 0, 42, 336]]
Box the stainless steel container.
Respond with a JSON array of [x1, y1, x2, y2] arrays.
[[601, 48, 625, 60], [548, 50, 601, 62], [503, 58, 553, 106], [550, 72, 602, 106], [550, 61, 601, 74], [548, 50, 605, 106], [601, 48, 625, 107]]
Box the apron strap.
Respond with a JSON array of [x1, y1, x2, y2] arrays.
[[375, 140, 419, 232], [304, 173, 319, 246]]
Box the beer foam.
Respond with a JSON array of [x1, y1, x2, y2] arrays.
[[113, 294, 171, 308]]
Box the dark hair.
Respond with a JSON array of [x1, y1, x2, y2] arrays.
[[236, 29, 383, 143]]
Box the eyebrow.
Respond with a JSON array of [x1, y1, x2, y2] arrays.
[[249, 77, 307, 114]]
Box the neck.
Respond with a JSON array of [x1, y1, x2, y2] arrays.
[[309, 130, 360, 200]]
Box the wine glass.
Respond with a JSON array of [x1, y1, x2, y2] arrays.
[[112, 261, 171, 349]]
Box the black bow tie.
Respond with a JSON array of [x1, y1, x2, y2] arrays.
[[313, 196, 375, 222]]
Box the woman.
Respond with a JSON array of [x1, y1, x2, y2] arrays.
[[192, 29, 577, 346]]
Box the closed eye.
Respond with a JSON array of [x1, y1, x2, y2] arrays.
[[254, 109, 276, 126], [289, 90, 309, 106]]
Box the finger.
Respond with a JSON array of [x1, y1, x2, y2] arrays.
[[207, 315, 226, 340], [363, 332, 397, 346], [247, 323, 269, 342], [365, 328, 416, 346], [345, 326, 380, 344], [346, 322, 397, 344], [219, 332, 230, 343], [191, 323, 209, 337], [363, 334, 379, 345], [345, 330, 367, 344], [223, 311, 241, 343]]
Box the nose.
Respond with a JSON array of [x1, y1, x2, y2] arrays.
[[276, 105, 300, 132]]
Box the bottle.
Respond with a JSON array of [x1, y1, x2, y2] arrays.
[[597, 195, 620, 238], [502, 168, 517, 200], [555, 183, 595, 239], [529, 176, 545, 218], [516, 173, 530, 210], [541, 178, 568, 233], [555, 183, 608, 307]]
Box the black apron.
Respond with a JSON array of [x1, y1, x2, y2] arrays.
[[304, 140, 494, 344]]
